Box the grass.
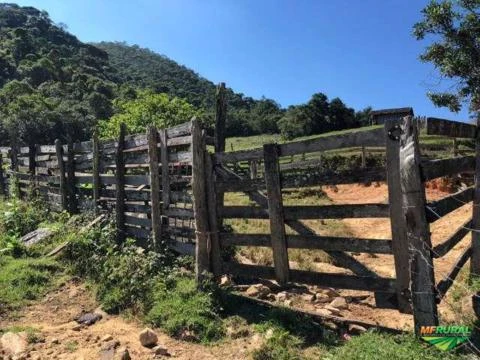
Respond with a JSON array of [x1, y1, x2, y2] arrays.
[[0, 325, 42, 344], [146, 276, 224, 343], [0, 256, 63, 311]]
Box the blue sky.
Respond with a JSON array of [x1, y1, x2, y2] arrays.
[[14, 0, 471, 121]]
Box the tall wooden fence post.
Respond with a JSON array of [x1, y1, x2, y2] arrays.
[[205, 151, 222, 276], [191, 119, 211, 284], [92, 130, 100, 214], [215, 83, 227, 229], [399, 115, 438, 334], [115, 123, 126, 244], [470, 117, 480, 278], [55, 139, 67, 211], [263, 143, 289, 285], [147, 126, 162, 249], [66, 138, 77, 213], [0, 154, 5, 197], [385, 120, 412, 313], [159, 129, 170, 212]]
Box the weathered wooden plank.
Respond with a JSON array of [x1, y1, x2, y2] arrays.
[[221, 204, 390, 219], [433, 218, 471, 258], [148, 126, 162, 248], [264, 143, 289, 285], [125, 214, 151, 228], [92, 131, 100, 213], [160, 129, 170, 210], [426, 117, 477, 139], [125, 225, 150, 239], [437, 246, 472, 299], [191, 119, 211, 282], [224, 262, 396, 292], [66, 139, 77, 213], [214, 127, 385, 164], [76, 174, 150, 186], [385, 119, 412, 313], [124, 203, 151, 213], [116, 123, 127, 243], [280, 158, 323, 171], [205, 151, 222, 276], [55, 139, 67, 211], [471, 117, 480, 277], [166, 121, 192, 139], [164, 207, 194, 219], [168, 240, 195, 256], [399, 115, 438, 334], [216, 167, 386, 192], [221, 233, 393, 254], [215, 82, 227, 153], [421, 156, 475, 181], [426, 186, 474, 222]]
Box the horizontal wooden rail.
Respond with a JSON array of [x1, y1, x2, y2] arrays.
[[220, 233, 393, 254], [432, 218, 471, 258], [223, 262, 396, 292], [217, 167, 386, 192], [436, 246, 472, 299], [214, 127, 385, 164], [421, 156, 475, 181], [427, 117, 477, 139], [426, 187, 474, 222], [221, 204, 390, 219]]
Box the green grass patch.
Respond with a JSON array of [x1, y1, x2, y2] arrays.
[[0, 256, 63, 311], [146, 276, 224, 343], [326, 332, 466, 360]]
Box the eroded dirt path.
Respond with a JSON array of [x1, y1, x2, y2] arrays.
[[0, 281, 261, 360]]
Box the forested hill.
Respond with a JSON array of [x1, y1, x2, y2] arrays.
[[0, 3, 117, 144], [94, 41, 285, 136], [0, 3, 370, 145]]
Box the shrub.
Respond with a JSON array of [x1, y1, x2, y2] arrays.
[[252, 326, 303, 360]]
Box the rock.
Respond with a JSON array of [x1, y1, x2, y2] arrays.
[[102, 335, 113, 342], [301, 293, 315, 302], [0, 332, 28, 355], [116, 347, 131, 360], [315, 308, 333, 317], [320, 288, 340, 298], [139, 328, 158, 347], [245, 284, 270, 299], [275, 291, 290, 302], [348, 324, 367, 335], [226, 326, 249, 339], [71, 324, 83, 331], [324, 305, 342, 316], [329, 297, 348, 310], [50, 338, 59, 345], [265, 329, 274, 340], [178, 329, 199, 342], [99, 348, 115, 360], [68, 288, 78, 298], [76, 312, 102, 325], [94, 306, 109, 319], [314, 293, 331, 303], [152, 345, 169, 356], [284, 299, 293, 307], [219, 275, 232, 287], [101, 340, 120, 351]]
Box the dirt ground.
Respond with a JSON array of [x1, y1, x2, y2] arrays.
[[0, 281, 263, 360], [0, 181, 474, 358]]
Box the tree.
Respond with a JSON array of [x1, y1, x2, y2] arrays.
[[98, 90, 202, 138], [414, 0, 480, 115]]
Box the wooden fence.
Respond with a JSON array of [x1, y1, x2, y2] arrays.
[[0, 120, 203, 256], [0, 88, 477, 334], [200, 111, 479, 335]]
